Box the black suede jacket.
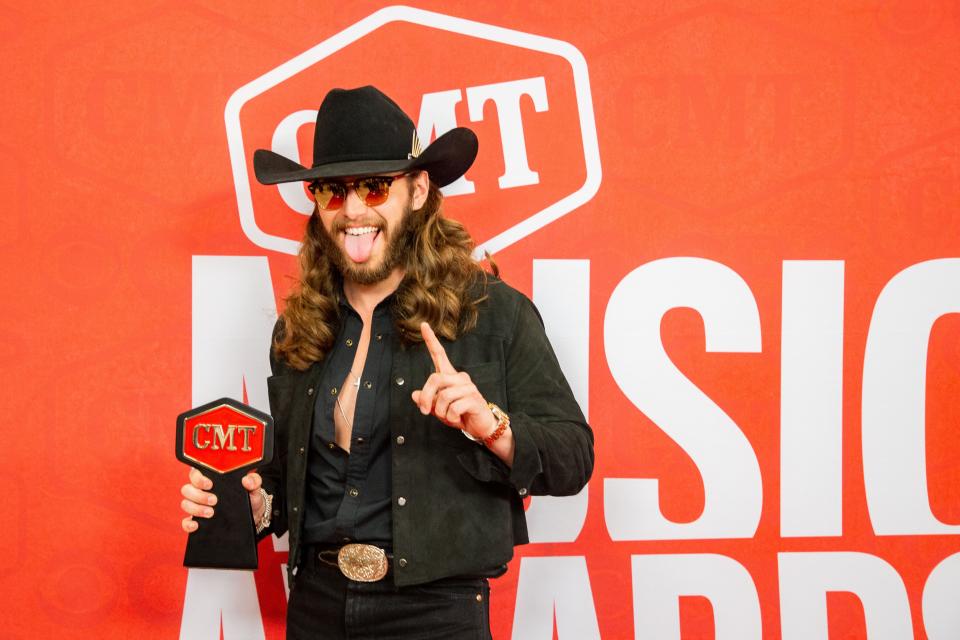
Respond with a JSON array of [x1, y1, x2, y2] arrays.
[[259, 277, 593, 587]]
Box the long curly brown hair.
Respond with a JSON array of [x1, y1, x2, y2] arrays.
[[273, 180, 492, 370]]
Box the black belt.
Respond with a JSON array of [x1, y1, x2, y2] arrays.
[[302, 544, 508, 584]]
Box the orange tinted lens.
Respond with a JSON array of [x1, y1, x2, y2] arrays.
[[357, 178, 391, 206], [312, 181, 345, 210]]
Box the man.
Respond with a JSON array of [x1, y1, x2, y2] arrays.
[[180, 86, 593, 639]]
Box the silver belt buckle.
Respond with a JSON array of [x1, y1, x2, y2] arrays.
[[337, 543, 389, 582]]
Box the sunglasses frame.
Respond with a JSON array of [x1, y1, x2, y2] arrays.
[[306, 173, 409, 211]]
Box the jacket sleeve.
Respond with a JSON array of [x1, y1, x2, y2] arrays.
[[256, 318, 290, 541], [469, 294, 594, 496]]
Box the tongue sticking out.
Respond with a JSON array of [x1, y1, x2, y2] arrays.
[[344, 230, 379, 263]]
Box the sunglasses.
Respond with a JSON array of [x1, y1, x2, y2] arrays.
[[306, 173, 408, 211]]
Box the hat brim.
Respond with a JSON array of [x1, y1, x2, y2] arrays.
[[253, 127, 478, 188]]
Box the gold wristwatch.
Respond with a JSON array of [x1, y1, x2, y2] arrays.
[[461, 403, 510, 447]]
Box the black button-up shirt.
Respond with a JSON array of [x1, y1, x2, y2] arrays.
[[302, 295, 394, 547]]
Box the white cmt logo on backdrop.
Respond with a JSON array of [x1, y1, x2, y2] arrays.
[[223, 5, 601, 258], [184, 7, 602, 640]]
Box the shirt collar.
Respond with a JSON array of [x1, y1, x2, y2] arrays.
[[337, 284, 397, 320]]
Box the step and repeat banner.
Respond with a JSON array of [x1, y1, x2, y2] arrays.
[[3, 1, 959, 638]]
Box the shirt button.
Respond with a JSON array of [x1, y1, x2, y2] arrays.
[[518, 488, 528, 496], [328, 442, 336, 450], [331, 387, 338, 395], [376, 334, 383, 341], [307, 387, 314, 396], [292, 506, 298, 513], [364, 380, 372, 389], [342, 537, 351, 544], [476, 593, 483, 602], [298, 446, 305, 455], [395, 377, 405, 386], [396, 435, 405, 445], [348, 488, 359, 498], [356, 436, 365, 443], [397, 558, 407, 568], [397, 497, 406, 506], [345, 338, 354, 347]]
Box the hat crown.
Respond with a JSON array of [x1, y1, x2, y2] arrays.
[[312, 86, 416, 168], [252, 85, 476, 188]]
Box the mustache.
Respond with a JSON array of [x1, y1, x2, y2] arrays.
[[330, 215, 385, 233]]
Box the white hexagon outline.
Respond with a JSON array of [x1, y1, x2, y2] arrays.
[[224, 5, 602, 257]]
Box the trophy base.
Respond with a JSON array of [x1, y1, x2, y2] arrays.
[[183, 471, 259, 570]]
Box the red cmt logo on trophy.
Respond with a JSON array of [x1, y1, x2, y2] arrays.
[[179, 401, 268, 474]]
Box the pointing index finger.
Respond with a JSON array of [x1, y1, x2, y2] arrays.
[[420, 322, 456, 373]]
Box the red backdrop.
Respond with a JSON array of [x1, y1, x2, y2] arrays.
[[3, 1, 959, 638]]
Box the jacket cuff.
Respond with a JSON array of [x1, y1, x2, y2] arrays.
[[504, 414, 542, 495], [456, 414, 543, 496]]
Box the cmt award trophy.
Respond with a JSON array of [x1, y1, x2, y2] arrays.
[[175, 397, 274, 570]]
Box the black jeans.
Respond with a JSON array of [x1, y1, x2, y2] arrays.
[[286, 553, 493, 639]]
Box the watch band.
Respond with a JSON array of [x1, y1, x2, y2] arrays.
[[483, 403, 510, 447], [255, 488, 273, 534]]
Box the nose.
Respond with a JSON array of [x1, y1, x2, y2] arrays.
[[341, 185, 367, 218]]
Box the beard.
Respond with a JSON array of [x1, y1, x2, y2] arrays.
[[314, 197, 421, 286]]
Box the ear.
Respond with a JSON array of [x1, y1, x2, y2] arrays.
[[410, 170, 430, 209]]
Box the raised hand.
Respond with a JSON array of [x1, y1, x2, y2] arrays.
[[411, 322, 497, 440]]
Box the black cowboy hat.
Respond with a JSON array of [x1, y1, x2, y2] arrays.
[[253, 85, 477, 188]]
